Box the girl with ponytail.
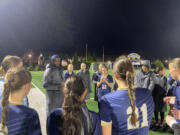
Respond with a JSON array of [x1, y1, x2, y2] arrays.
[[47, 75, 102, 135], [0, 68, 42, 135], [99, 56, 154, 135], [0, 55, 29, 107]]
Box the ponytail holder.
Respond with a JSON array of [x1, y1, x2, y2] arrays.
[[116, 72, 126, 77], [126, 71, 130, 75]]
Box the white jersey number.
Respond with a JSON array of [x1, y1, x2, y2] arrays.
[[126, 104, 148, 130]]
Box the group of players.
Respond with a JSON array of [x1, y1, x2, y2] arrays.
[[0, 55, 180, 135]]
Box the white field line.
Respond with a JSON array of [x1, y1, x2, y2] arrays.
[[31, 81, 43, 93], [31, 81, 38, 88]]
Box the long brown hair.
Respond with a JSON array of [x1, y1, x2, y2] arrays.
[[1, 68, 32, 135], [113, 57, 137, 126], [62, 75, 86, 135], [0, 56, 22, 77]]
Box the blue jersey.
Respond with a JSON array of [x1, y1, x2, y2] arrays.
[[64, 72, 75, 80], [99, 88, 154, 135], [47, 108, 102, 135], [168, 74, 174, 86], [0, 78, 4, 100], [174, 86, 180, 123], [0, 105, 42, 135], [174, 86, 180, 110], [0, 78, 29, 107], [168, 74, 179, 96], [97, 75, 113, 100]]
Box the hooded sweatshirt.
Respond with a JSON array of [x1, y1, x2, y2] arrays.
[[134, 69, 155, 92], [43, 55, 64, 91]]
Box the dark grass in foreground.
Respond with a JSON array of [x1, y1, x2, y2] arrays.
[[31, 70, 173, 135]]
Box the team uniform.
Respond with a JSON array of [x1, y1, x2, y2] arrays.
[[0, 78, 4, 100], [64, 72, 75, 80], [99, 88, 154, 135], [0, 78, 29, 106], [47, 103, 102, 135], [97, 75, 113, 100], [174, 84, 180, 123], [0, 105, 42, 135], [167, 74, 177, 96]]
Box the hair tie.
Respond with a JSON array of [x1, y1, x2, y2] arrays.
[[116, 72, 126, 77]]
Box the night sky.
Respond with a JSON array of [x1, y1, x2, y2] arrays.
[[0, 0, 180, 59]]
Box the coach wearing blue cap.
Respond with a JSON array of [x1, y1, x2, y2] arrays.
[[43, 54, 67, 116]]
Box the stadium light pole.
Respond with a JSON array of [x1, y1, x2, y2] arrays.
[[102, 46, 104, 63], [86, 43, 88, 62]]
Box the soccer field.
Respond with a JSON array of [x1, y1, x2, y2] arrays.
[[31, 70, 173, 135]]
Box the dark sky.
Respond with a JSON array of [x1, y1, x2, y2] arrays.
[[0, 0, 180, 59]]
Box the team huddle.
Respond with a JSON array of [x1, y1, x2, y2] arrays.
[[0, 55, 180, 135]]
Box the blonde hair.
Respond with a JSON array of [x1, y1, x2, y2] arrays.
[[68, 64, 73, 68], [0, 56, 22, 77]]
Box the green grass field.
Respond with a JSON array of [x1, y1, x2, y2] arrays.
[[31, 70, 173, 135]]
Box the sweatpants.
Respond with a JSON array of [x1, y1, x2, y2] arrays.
[[46, 90, 64, 116]]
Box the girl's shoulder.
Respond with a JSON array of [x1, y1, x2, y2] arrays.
[[49, 108, 63, 118], [64, 71, 69, 75], [1, 105, 40, 120], [14, 105, 39, 115], [134, 87, 152, 97], [48, 108, 63, 129]]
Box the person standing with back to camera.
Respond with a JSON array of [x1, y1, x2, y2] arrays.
[[0, 68, 42, 135], [47, 75, 102, 135], [0, 55, 29, 107], [99, 57, 154, 135]]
